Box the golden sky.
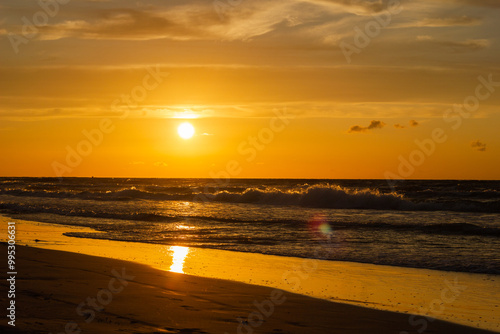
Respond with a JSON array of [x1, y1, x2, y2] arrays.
[[1, 0, 499, 179]]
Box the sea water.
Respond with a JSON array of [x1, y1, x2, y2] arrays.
[[1, 177, 499, 274]]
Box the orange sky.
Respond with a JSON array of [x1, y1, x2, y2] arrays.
[[1, 0, 499, 179]]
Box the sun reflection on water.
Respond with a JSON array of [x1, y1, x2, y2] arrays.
[[175, 224, 194, 230], [169, 246, 189, 273]]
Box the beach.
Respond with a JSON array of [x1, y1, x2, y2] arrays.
[[1, 243, 497, 334], [1, 215, 499, 333]]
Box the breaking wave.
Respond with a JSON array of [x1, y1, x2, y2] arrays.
[[1, 183, 499, 213]]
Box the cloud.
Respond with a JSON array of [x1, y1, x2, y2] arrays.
[[306, 0, 394, 15], [348, 125, 367, 133], [0, 0, 496, 62], [447, 0, 500, 8], [367, 120, 385, 129], [417, 35, 433, 41], [3, 2, 281, 42], [393, 120, 418, 129], [440, 39, 490, 52], [417, 16, 482, 27], [1, 1, 499, 123], [471, 140, 486, 152], [12, 1, 319, 42], [348, 120, 386, 133], [129, 161, 145, 165], [35, 8, 219, 41], [154, 161, 168, 167], [417, 38, 491, 53]]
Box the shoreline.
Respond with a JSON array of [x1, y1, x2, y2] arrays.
[[2, 214, 500, 332], [1, 243, 497, 334]]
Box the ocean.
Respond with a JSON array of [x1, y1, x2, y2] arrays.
[[1, 177, 499, 275]]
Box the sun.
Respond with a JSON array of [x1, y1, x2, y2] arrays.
[[178, 122, 195, 139]]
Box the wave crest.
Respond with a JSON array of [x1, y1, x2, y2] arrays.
[[206, 184, 423, 210]]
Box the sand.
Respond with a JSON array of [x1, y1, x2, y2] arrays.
[[7, 216, 500, 332], [0, 243, 497, 334]]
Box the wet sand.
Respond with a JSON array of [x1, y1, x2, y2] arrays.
[[6, 216, 500, 332], [1, 244, 496, 334]]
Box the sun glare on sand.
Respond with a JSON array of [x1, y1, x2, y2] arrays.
[[169, 246, 189, 273], [178, 122, 195, 140]]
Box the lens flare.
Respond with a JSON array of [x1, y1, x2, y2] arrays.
[[308, 214, 333, 239]]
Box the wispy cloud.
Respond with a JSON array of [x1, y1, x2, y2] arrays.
[[35, 8, 220, 41], [420, 16, 482, 27], [440, 39, 490, 52], [1, 0, 499, 123], [447, 0, 500, 8], [416, 35, 433, 41], [399, 15, 483, 28], [416, 38, 490, 53]]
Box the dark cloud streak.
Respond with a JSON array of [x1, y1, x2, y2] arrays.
[[348, 120, 386, 133], [471, 140, 487, 152]]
